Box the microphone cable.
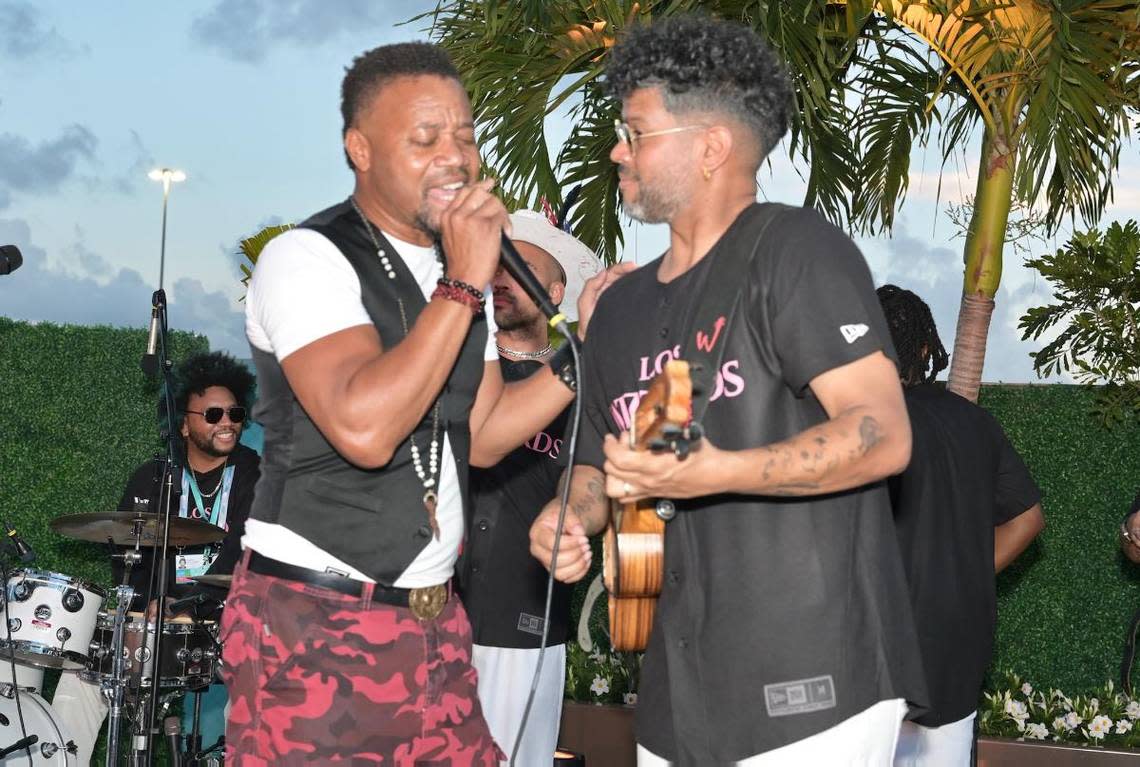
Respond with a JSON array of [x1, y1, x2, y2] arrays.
[[509, 325, 583, 767], [1, 561, 34, 766]]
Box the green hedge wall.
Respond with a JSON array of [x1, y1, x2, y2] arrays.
[[0, 318, 208, 594], [982, 384, 1140, 693], [4, 317, 1140, 701]]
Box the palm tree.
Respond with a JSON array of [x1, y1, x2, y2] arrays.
[[423, 0, 1140, 401]]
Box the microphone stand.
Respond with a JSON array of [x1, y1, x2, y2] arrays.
[[128, 289, 180, 767]]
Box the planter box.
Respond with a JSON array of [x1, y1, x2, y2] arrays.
[[978, 736, 1140, 765], [558, 702, 636, 767]]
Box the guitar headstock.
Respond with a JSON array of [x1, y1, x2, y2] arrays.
[[630, 360, 702, 458]]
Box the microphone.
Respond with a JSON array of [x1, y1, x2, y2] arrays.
[[499, 234, 569, 332], [164, 715, 182, 767], [1, 521, 34, 563], [167, 592, 220, 615], [141, 289, 164, 376], [0, 245, 22, 275], [0, 734, 38, 758]]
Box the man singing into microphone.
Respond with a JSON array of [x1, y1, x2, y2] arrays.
[[53, 351, 260, 765], [226, 42, 623, 763]]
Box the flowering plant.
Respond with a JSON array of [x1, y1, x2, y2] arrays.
[[564, 638, 641, 706], [564, 572, 643, 705], [979, 672, 1140, 748]]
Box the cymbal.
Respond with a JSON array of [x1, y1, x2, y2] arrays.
[[191, 574, 233, 588], [50, 512, 225, 548]]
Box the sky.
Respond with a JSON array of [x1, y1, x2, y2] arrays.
[[1, 1, 1138, 384]]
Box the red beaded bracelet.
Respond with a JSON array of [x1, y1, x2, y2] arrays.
[[431, 283, 483, 314]]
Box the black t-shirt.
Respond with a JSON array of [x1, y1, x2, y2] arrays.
[[458, 357, 572, 648], [112, 443, 260, 610], [578, 203, 928, 763], [890, 384, 1041, 726]]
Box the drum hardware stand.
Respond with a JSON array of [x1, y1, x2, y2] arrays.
[[125, 287, 182, 767], [0, 534, 34, 764]]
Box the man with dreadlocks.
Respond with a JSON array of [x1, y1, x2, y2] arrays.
[[877, 284, 1044, 765], [52, 350, 261, 765]]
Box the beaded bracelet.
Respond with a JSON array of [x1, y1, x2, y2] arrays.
[[437, 277, 484, 302], [431, 283, 483, 314]]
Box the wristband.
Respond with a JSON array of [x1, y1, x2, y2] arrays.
[[437, 277, 484, 302], [548, 340, 579, 392], [431, 283, 483, 314]]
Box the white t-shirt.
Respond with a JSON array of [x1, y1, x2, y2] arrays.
[[243, 226, 497, 588]]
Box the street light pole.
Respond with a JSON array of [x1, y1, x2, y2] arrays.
[[147, 167, 186, 291]]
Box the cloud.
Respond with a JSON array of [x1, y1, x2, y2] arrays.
[[108, 131, 156, 196], [0, 2, 74, 60], [0, 217, 248, 357], [0, 125, 97, 205], [168, 277, 248, 356], [189, 0, 428, 63]]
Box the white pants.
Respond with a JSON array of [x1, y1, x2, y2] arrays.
[[893, 710, 976, 766], [638, 698, 908, 767], [52, 671, 108, 767], [471, 642, 566, 767]]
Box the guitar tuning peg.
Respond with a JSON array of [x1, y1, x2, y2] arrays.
[[648, 438, 669, 452], [673, 441, 691, 459], [661, 424, 683, 440], [686, 422, 705, 441]]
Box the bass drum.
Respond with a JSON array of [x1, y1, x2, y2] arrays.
[[0, 685, 76, 765]]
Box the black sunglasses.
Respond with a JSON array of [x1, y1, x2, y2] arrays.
[[183, 406, 246, 425]]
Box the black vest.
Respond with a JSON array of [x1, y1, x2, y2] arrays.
[[248, 200, 488, 585]]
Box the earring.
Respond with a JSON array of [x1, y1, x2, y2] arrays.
[[702, 167, 712, 181]]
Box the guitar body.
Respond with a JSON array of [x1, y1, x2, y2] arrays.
[[602, 360, 692, 652]]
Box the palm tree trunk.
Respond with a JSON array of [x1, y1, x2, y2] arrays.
[[946, 130, 1015, 401]]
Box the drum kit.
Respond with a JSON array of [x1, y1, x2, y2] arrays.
[[0, 510, 232, 765]]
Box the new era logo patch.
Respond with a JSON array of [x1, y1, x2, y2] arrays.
[[764, 675, 837, 718], [840, 323, 869, 344]]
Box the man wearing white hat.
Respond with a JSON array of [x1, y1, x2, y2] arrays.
[[456, 208, 607, 765]]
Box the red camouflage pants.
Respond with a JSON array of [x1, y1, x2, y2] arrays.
[[220, 552, 504, 765]]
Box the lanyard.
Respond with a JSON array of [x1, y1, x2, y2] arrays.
[[180, 464, 235, 531]]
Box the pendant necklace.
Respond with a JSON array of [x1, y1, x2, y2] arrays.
[[352, 198, 443, 539]]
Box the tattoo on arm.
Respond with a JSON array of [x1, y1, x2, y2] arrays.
[[571, 473, 608, 534], [858, 416, 882, 453]]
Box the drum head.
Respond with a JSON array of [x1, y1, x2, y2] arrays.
[[0, 688, 76, 765]]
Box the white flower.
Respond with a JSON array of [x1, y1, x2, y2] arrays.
[[1024, 722, 1048, 740], [1117, 719, 1133, 735], [1004, 699, 1029, 721], [589, 649, 606, 663], [1064, 711, 1083, 730], [1053, 717, 1069, 732], [1090, 698, 1100, 715], [1021, 682, 1034, 696], [589, 675, 610, 696], [611, 655, 623, 667], [1127, 701, 1140, 720], [1088, 715, 1113, 740], [623, 692, 638, 705]]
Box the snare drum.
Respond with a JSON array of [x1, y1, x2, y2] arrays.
[[87, 612, 218, 689], [0, 685, 77, 765], [0, 569, 104, 670]]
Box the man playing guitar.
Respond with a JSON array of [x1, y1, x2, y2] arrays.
[[530, 16, 928, 766]]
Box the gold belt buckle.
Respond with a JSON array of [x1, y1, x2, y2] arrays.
[[408, 583, 448, 621]]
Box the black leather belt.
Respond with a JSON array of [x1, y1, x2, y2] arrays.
[[247, 551, 449, 620]]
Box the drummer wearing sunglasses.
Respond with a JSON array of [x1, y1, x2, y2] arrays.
[[51, 351, 261, 766]]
